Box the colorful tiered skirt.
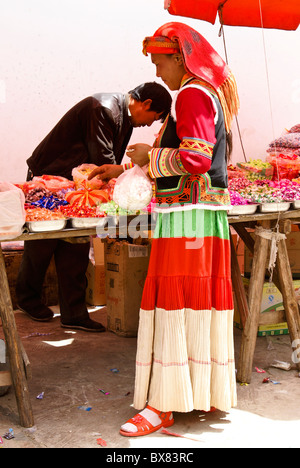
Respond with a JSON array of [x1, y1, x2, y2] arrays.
[[133, 209, 237, 413]]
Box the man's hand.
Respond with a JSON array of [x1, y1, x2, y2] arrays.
[[88, 164, 123, 182], [126, 144, 152, 167]]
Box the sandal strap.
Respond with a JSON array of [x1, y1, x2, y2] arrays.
[[146, 405, 172, 422], [127, 414, 154, 433]]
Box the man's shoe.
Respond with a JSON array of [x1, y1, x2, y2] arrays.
[[17, 304, 54, 322], [61, 318, 106, 333]]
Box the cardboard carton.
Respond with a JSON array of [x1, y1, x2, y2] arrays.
[[234, 277, 300, 336], [104, 239, 151, 337], [86, 237, 106, 306]]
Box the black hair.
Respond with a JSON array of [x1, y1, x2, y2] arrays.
[[129, 82, 172, 121], [226, 130, 233, 162]]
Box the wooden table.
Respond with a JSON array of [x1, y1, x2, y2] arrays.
[[1, 209, 300, 427], [228, 208, 300, 383]]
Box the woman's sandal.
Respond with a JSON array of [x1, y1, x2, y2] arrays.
[[120, 405, 174, 437], [203, 407, 217, 413]]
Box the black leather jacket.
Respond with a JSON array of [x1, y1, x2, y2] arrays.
[[27, 93, 133, 180]]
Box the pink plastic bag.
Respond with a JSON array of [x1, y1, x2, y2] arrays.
[[0, 182, 26, 240], [21, 175, 74, 193], [72, 164, 104, 190], [32, 175, 74, 192]]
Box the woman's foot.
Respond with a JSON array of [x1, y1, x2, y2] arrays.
[[120, 405, 174, 437]]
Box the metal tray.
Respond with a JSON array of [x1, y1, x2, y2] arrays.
[[228, 204, 258, 215], [70, 217, 118, 229], [26, 219, 67, 232], [259, 202, 290, 213], [293, 200, 300, 209]]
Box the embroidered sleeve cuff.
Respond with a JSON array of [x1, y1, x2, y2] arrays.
[[149, 148, 189, 178], [180, 137, 214, 162], [122, 162, 134, 171]]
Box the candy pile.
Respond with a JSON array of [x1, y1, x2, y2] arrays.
[[59, 204, 105, 219], [26, 189, 69, 210], [227, 164, 244, 180], [266, 124, 300, 179], [267, 126, 300, 157], [18, 169, 144, 224], [25, 207, 66, 221], [267, 153, 300, 180], [237, 159, 273, 180], [229, 177, 300, 205], [229, 190, 249, 206], [240, 181, 283, 204], [97, 200, 140, 216]]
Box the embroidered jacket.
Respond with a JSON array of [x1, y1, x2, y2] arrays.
[[149, 76, 230, 211]]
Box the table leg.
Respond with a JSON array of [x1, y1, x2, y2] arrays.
[[0, 248, 34, 427], [276, 222, 300, 370], [237, 221, 270, 384], [230, 232, 249, 328]]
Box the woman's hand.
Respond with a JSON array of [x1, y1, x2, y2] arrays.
[[126, 144, 152, 167], [87, 164, 123, 182]]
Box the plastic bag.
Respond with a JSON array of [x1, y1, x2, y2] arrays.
[[113, 165, 153, 211], [0, 182, 26, 241], [32, 175, 74, 192], [72, 164, 104, 190], [20, 175, 74, 194]]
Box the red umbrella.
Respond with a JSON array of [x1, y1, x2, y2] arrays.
[[164, 0, 300, 31]]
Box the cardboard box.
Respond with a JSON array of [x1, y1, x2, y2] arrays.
[[86, 263, 106, 306], [86, 237, 106, 306], [104, 239, 151, 337], [234, 277, 300, 336], [91, 236, 105, 264]]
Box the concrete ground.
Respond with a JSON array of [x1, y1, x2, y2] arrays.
[[1, 306, 300, 449]]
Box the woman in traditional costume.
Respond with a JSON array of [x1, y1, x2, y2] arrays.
[[120, 22, 240, 437]]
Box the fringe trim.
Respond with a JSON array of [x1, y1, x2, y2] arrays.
[[217, 71, 240, 133]]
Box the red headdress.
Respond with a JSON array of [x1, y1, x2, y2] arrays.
[[143, 22, 239, 132]]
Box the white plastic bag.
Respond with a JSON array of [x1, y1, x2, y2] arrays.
[[113, 165, 153, 211], [0, 182, 26, 241]]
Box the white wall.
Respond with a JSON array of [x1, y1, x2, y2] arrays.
[[0, 0, 299, 182]]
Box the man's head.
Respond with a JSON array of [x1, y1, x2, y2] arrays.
[[128, 82, 172, 127]]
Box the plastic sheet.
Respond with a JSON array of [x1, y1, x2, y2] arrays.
[[113, 166, 153, 211], [0, 182, 26, 240]]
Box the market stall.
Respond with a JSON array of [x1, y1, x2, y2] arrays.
[[2, 138, 300, 427], [227, 127, 300, 382], [0, 164, 154, 428]]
